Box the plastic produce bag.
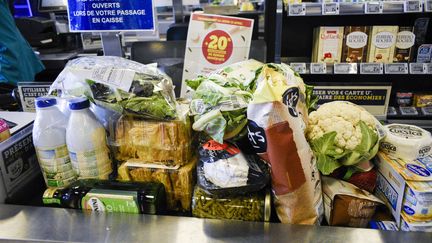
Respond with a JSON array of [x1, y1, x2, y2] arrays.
[[117, 157, 196, 212], [186, 60, 263, 143], [197, 140, 270, 196], [114, 103, 192, 166], [247, 63, 323, 225], [49, 56, 177, 120]]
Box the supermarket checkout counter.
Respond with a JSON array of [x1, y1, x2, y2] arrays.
[[0, 204, 429, 243]]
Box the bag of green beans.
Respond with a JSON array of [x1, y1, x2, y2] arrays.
[[192, 186, 271, 222]]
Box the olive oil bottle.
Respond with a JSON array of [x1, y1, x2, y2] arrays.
[[43, 179, 166, 214]]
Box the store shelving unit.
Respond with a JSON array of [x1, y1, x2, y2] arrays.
[[265, 0, 432, 129], [287, 0, 432, 16]]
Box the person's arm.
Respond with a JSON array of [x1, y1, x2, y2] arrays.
[[7, 0, 14, 16]]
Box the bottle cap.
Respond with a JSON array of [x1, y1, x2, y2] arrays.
[[69, 97, 90, 110], [35, 97, 57, 108]]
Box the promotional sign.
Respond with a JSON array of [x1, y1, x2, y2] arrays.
[[0, 111, 40, 202], [181, 13, 254, 96], [67, 0, 156, 32], [17, 82, 51, 112], [312, 83, 391, 119]]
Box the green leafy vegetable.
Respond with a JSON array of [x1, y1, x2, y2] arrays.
[[310, 132, 343, 175]]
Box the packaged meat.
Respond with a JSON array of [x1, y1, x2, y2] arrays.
[[322, 176, 384, 228], [192, 186, 271, 222], [114, 104, 192, 166], [117, 157, 196, 212], [197, 140, 270, 195], [375, 152, 432, 226], [380, 124, 432, 162], [247, 63, 323, 225]]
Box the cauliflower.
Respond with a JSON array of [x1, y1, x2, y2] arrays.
[[306, 101, 382, 175]]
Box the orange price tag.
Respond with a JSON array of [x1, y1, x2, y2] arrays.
[[202, 30, 233, 65]]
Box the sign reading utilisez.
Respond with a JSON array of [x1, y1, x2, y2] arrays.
[[312, 84, 392, 119], [17, 82, 51, 112], [182, 13, 254, 95], [67, 0, 155, 32]]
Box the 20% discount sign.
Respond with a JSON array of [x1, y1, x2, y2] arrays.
[[202, 30, 233, 65]]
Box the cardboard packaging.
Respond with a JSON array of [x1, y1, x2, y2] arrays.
[[342, 26, 369, 63], [322, 176, 383, 228], [0, 112, 42, 203], [375, 152, 432, 227], [312, 27, 344, 63], [367, 26, 399, 63], [393, 27, 415, 62], [417, 44, 432, 63]]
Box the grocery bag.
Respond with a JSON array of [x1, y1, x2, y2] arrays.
[[247, 63, 323, 224]]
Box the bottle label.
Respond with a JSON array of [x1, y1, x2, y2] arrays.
[[81, 189, 140, 214], [69, 147, 112, 179], [42, 188, 61, 205], [36, 145, 76, 188]]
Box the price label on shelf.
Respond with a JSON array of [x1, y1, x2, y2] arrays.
[[399, 107, 418, 116], [385, 63, 409, 74], [288, 3, 306, 16], [290, 63, 307, 74], [360, 63, 383, 74], [322, 2, 340, 15], [404, 0, 422, 12], [426, 0, 432, 12], [421, 107, 432, 115], [410, 63, 427, 74], [365, 2, 383, 14], [334, 63, 357, 74], [426, 63, 432, 74], [310, 63, 327, 74]]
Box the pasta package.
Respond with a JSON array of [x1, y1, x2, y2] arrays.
[[247, 63, 323, 225], [115, 105, 192, 166], [118, 157, 196, 212]]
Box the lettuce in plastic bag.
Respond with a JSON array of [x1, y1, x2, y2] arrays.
[[186, 60, 263, 143], [49, 56, 177, 120]]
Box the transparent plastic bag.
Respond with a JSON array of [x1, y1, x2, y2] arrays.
[[49, 56, 177, 120], [117, 157, 196, 212], [186, 60, 263, 143], [113, 103, 192, 166]]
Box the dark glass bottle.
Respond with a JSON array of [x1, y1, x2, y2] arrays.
[[43, 179, 166, 215]]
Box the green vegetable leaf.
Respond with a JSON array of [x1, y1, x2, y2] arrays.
[[304, 84, 319, 114], [343, 167, 357, 180], [192, 110, 226, 144], [310, 132, 343, 174], [222, 109, 248, 140], [186, 76, 206, 90], [340, 121, 379, 166], [316, 154, 342, 175]]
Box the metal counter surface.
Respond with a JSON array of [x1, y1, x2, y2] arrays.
[[0, 204, 430, 243]]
